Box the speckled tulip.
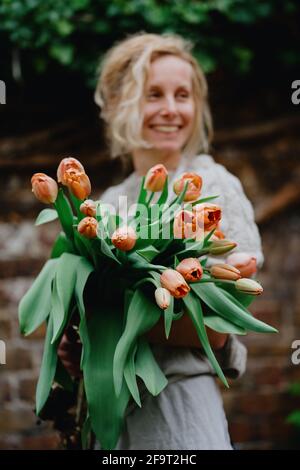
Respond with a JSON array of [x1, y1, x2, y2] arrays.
[[176, 258, 203, 282], [144, 164, 168, 192], [31, 173, 58, 204], [77, 217, 98, 238], [160, 269, 190, 299], [111, 226, 137, 251], [173, 172, 202, 202]]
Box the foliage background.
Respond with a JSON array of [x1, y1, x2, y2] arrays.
[[0, 0, 299, 87]]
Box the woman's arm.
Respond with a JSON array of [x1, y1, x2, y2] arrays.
[[145, 313, 228, 350]]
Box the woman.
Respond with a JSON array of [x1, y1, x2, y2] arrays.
[[59, 33, 263, 449]]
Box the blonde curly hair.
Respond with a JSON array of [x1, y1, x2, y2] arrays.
[[94, 32, 213, 160]]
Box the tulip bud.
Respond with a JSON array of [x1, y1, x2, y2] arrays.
[[209, 239, 237, 255], [57, 157, 85, 185], [154, 287, 171, 310], [210, 263, 241, 281], [80, 199, 96, 217], [144, 164, 168, 192], [31, 173, 58, 204], [235, 278, 263, 295], [193, 203, 222, 232], [78, 217, 98, 238], [226, 252, 257, 278], [160, 269, 190, 299], [173, 172, 202, 202], [176, 258, 203, 282], [111, 226, 137, 251], [63, 168, 91, 200]]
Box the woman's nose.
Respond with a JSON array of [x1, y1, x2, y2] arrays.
[[160, 96, 177, 116]]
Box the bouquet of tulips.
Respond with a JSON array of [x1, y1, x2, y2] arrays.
[[18, 157, 277, 450]]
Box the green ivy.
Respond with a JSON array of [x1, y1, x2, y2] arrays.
[[0, 0, 299, 86]]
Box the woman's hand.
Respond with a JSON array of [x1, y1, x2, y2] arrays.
[[57, 325, 82, 378], [145, 313, 228, 350]]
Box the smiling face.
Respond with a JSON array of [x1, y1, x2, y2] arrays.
[[141, 55, 196, 159]]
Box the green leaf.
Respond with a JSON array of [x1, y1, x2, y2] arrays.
[[148, 270, 162, 288], [82, 303, 131, 450], [286, 410, 300, 428], [124, 343, 141, 407], [74, 258, 94, 368], [36, 316, 58, 414], [164, 295, 174, 339], [288, 382, 300, 396], [51, 232, 74, 258], [51, 253, 83, 343], [204, 315, 247, 335], [135, 245, 160, 262], [218, 283, 254, 308], [175, 240, 205, 259], [182, 292, 229, 388], [191, 282, 278, 333], [135, 337, 168, 396], [92, 238, 121, 265], [49, 43, 74, 65], [54, 188, 74, 239], [68, 189, 83, 220], [113, 289, 161, 397], [191, 195, 220, 206], [18, 259, 58, 335], [35, 208, 58, 226]]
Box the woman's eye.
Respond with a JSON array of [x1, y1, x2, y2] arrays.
[[177, 92, 189, 99], [147, 92, 160, 99]]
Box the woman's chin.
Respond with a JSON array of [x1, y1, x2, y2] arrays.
[[151, 142, 183, 155]]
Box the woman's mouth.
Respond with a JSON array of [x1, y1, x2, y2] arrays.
[[150, 125, 182, 133]]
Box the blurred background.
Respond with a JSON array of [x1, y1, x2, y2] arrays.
[[0, 0, 300, 450]]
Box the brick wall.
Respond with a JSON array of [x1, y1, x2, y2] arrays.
[[0, 115, 299, 450]]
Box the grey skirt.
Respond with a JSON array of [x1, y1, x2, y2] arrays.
[[96, 374, 233, 450]]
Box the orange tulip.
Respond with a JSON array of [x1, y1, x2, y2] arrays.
[[173, 172, 202, 202], [63, 168, 91, 200], [193, 203, 222, 232], [57, 157, 85, 185], [235, 278, 263, 295], [176, 258, 203, 282], [78, 217, 98, 238], [111, 226, 137, 251], [160, 269, 190, 299], [154, 287, 171, 310], [144, 164, 168, 192], [226, 252, 257, 278], [173, 210, 201, 240], [210, 263, 241, 281], [80, 199, 97, 217], [31, 173, 58, 204]]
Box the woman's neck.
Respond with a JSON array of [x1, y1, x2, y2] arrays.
[[131, 148, 182, 176]]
